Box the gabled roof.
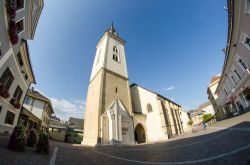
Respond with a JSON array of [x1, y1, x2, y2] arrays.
[[68, 117, 84, 130], [130, 83, 181, 107], [27, 89, 50, 102], [27, 89, 54, 114], [50, 120, 67, 129], [209, 75, 220, 85]]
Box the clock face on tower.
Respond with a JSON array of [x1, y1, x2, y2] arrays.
[[113, 40, 119, 46]]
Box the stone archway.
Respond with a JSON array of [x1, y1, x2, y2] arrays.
[[134, 124, 146, 144]]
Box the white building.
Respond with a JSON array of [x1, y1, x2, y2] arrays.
[[83, 24, 185, 146], [0, 0, 44, 134], [195, 101, 216, 116], [179, 110, 191, 133], [23, 89, 54, 132], [131, 84, 184, 143]]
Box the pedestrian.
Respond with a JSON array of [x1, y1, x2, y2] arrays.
[[203, 123, 206, 130]]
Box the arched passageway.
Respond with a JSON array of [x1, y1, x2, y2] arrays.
[[134, 124, 146, 144]]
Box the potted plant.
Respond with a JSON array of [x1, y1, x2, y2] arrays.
[[9, 125, 26, 152], [7, 0, 16, 19], [27, 129, 38, 147], [10, 98, 21, 109], [37, 132, 50, 154], [8, 21, 18, 45], [0, 83, 10, 98]]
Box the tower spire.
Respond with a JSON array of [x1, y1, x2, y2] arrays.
[[108, 22, 116, 34]]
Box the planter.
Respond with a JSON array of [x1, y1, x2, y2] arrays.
[[0, 84, 10, 98], [9, 21, 18, 45], [10, 98, 21, 109], [7, 0, 16, 19]]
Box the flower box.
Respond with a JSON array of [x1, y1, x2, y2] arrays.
[[9, 21, 18, 45], [0, 84, 10, 98], [10, 98, 21, 109], [7, 0, 16, 19]]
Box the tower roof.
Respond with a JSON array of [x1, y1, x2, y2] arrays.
[[107, 22, 118, 36], [108, 22, 116, 33]]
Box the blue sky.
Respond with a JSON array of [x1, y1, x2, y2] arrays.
[[28, 0, 227, 120]]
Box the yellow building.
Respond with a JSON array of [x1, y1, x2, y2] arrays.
[[207, 75, 226, 120]]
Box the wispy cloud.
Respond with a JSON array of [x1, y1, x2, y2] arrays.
[[51, 98, 85, 121], [183, 100, 201, 110], [164, 86, 175, 91], [170, 97, 175, 101]]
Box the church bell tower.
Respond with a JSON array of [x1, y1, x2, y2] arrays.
[[82, 24, 134, 146]]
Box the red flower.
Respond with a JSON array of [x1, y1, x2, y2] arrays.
[[7, 0, 16, 19], [0, 84, 10, 99], [8, 21, 18, 45], [10, 98, 21, 109]]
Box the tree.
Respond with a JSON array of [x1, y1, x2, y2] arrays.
[[203, 113, 213, 123], [188, 120, 193, 126]]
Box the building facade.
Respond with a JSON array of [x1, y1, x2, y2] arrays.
[[82, 24, 134, 146], [216, 0, 250, 117], [49, 119, 67, 142], [179, 109, 192, 133], [0, 0, 43, 134], [83, 24, 186, 146], [207, 75, 226, 120], [66, 117, 84, 144], [130, 84, 184, 143], [22, 89, 54, 132]]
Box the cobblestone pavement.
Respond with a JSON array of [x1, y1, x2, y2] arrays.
[[1, 112, 250, 165]]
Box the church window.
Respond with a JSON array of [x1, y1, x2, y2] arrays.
[[113, 45, 119, 54], [115, 87, 118, 93], [113, 54, 120, 63], [147, 103, 153, 113]]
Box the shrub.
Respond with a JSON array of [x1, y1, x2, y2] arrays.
[[27, 129, 38, 147], [37, 132, 49, 154], [9, 125, 26, 152], [188, 120, 193, 126], [203, 113, 213, 123]]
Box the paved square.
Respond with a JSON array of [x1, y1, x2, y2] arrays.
[[1, 112, 250, 165]]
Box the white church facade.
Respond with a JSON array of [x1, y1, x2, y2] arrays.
[[82, 24, 186, 146]]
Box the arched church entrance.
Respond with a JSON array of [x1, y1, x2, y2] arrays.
[[134, 124, 146, 144]]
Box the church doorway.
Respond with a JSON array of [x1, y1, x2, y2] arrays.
[[134, 124, 146, 144]]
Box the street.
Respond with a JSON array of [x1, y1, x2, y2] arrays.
[[1, 112, 250, 165]]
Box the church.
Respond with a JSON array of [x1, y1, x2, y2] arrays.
[[82, 24, 186, 146]]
